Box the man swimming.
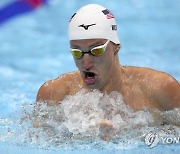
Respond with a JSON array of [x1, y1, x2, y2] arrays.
[[36, 4, 180, 111]]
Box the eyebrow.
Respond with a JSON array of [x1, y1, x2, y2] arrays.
[[71, 41, 105, 49], [90, 41, 105, 48]]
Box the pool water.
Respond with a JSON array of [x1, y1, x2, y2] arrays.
[[0, 0, 180, 153]]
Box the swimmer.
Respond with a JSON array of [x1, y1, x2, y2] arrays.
[[37, 4, 180, 111], [35, 4, 180, 141]]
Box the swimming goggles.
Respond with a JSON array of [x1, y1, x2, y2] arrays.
[[71, 40, 110, 59]]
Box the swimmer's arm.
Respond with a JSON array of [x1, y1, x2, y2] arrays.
[[36, 81, 53, 104], [36, 77, 69, 105], [155, 76, 180, 110], [34, 77, 69, 128]]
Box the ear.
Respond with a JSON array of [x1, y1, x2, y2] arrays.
[[114, 44, 121, 55]]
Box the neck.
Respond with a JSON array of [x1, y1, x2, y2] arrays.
[[101, 63, 125, 94]]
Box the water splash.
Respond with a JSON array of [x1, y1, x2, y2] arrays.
[[0, 90, 179, 150]]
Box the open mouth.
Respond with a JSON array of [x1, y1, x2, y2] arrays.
[[83, 71, 97, 85]]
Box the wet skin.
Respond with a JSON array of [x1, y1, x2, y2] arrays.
[[36, 39, 180, 140], [37, 39, 180, 111]]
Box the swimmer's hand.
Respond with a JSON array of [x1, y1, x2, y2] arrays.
[[33, 120, 40, 128], [97, 120, 115, 141]]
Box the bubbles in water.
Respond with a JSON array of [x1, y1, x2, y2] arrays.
[[0, 90, 180, 150]]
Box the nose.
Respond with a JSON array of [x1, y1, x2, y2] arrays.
[[82, 53, 94, 70]]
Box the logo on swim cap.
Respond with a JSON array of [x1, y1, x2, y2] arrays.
[[68, 4, 120, 44], [112, 25, 117, 31], [78, 23, 96, 30], [102, 9, 114, 19], [69, 13, 76, 22]]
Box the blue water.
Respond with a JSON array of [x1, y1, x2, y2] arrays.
[[0, 0, 180, 153]]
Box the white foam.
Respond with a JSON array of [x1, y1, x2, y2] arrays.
[[0, 90, 180, 150]]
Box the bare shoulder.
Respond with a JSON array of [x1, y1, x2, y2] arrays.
[[125, 66, 180, 110], [151, 71, 180, 110], [36, 71, 81, 104], [125, 66, 179, 83]]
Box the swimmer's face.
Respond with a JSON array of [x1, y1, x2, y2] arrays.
[[70, 39, 119, 90]]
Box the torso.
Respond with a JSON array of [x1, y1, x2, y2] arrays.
[[119, 67, 161, 110], [49, 66, 168, 110]]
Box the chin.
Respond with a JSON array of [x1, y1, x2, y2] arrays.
[[86, 82, 102, 90]]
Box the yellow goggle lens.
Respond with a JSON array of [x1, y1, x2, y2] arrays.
[[91, 48, 104, 56], [72, 50, 83, 59]]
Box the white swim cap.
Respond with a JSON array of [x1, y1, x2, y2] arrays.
[[68, 4, 120, 44]]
